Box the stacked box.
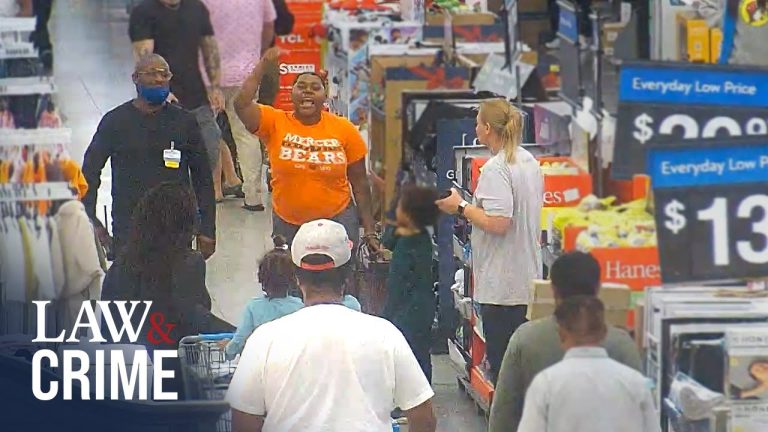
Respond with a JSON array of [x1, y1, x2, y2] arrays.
[[274, 0, 324, 111], [324, 10, 422, 127], [526, 279, 632, 328]]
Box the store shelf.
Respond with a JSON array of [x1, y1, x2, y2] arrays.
[[0, 128, 71, 146], [453, 235, 470, 266], [473, 325, 485, 343], [0, 43, 37, 59], [0, 182, 75, 202], [0, 17, 36, 32], [0, 77, 57, 96], [469, 366, 494, 410]]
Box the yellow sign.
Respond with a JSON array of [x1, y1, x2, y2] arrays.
[[741, 0, 768, 27]]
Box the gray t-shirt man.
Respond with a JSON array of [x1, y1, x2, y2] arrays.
[[471, 147, 544, 306], [489, 316, 643, 431]]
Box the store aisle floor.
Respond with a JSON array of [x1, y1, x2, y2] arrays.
[[52, 1, 487, 430]]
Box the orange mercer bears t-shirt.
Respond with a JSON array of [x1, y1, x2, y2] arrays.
[[255, 104, 367, 226]]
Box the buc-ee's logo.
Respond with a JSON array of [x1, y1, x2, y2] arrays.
[[279, 63, 315, 75], [31, 301, 178, 402]]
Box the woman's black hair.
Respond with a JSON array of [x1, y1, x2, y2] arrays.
[[399, 185, 440, 229], [120, 181, 197, 298], [258, 235, 296, 298], [293, 71, 327, 88]]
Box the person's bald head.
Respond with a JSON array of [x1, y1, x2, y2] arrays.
[[133, 54, 172, 88], [135, 54, 170, 74]]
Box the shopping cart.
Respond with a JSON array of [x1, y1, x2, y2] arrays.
[[355, 236, 390, 316], [178, 333, 237, 432]]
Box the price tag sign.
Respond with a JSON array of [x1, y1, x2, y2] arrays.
[[649, 141, 768, 283], [613, 61, 768, 179]]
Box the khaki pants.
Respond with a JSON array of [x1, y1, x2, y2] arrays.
[[222, 87, 263, 206]]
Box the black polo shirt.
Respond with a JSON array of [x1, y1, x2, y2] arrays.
[[129, 0, 214, 109]]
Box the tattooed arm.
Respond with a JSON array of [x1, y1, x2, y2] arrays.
[[201, 36, 224, 111]]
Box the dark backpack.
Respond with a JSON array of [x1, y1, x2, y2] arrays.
[[273, 0, 295, 36]]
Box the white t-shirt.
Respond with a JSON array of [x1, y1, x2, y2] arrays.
[[226, 304, 435, 432], [518, 347, 661, 432], [471, 147, 544, 306]]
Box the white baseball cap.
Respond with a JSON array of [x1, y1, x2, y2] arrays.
[[291, 219, 353, 270]]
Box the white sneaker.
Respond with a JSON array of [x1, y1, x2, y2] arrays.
[[545, 38, 561, 49]]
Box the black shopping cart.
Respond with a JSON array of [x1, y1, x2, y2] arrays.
[[178, 333, 237, 432]]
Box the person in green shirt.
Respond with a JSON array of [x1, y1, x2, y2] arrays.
[[489, 251, 643, 432], [382, 185, 440, 383]]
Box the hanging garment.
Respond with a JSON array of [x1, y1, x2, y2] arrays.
[[54, 200, 104, 330], [31, 215, 56, 300], [17, 216, 37, 301], [59, 158, 88, 199], [48, 216, 65, 297]]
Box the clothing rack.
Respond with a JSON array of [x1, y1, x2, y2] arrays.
[[0, 182, 76, 202], [0, 128, 71, 145]]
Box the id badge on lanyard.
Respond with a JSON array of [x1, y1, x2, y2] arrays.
[[164, 141, 182, 169]]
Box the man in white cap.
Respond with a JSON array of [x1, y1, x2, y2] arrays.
[[227, 219, 437, 432]]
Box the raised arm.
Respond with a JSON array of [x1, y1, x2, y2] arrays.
[[235, 47, 280, 134], [128, 4, 155, 61]]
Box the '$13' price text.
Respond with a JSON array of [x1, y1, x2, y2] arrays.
[[664, 194, 768, 266]]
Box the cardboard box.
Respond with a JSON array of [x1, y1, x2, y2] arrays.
[[634, 297, 645, 352], [425, 12, 497, 26], [369, 53, 472, 204], [519, 18, 550, 48], [710, 28, 722, 64], [602, 22, 627, 57], [526, 301, 630, 329], [677, 12, 710, 63], [529, 279, 631, 309]]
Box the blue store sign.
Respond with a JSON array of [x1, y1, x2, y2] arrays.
[[613, 61, 768, 179]]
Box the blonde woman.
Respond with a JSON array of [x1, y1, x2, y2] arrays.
[[436, 98, 544, 383]]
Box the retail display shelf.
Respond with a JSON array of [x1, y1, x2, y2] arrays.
[[0, 182, 76, 202], [0, 77, 57, 96], [0, 42, 37, 59], [453, 235, 469, 266], [0, 17, 36, 32], [0, 128, 71, 145]]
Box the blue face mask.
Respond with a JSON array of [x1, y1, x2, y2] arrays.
[[137, 83, 170, 105]]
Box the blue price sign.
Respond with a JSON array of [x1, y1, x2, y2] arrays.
[[557, 0, 579, 43], [613, 61, 768, 179], [649, 139, 768, 283]]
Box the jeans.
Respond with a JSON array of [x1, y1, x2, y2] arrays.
[[481, 304, 528, 384], [272, 204, 361, 254], [190, 105, 222, 170], [222, 87, 263, 206]]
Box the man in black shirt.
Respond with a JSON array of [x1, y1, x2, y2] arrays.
[[128, 0, 225, 176], [82, 54, 216, 259]]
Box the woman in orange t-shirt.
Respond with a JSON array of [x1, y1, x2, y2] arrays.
[[234, 47, 377, 249]]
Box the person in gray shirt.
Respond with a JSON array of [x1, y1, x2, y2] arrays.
[[489, 251, 642, 432]]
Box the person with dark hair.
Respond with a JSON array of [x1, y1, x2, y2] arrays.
[[227, 219, 436, 432], [222, 235, 363, 360], [222, 235, 302, 359], [489, 251, 641, 432], [234, 48, 378, 253], [382, 185, 440, 383], [101, 181, 233, 348], [517, 296, 660, 432], [82, 54, 216, 259]]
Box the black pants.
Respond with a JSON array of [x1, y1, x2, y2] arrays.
[[481, 304, 528, 384], [402, 326, 432, 384]]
